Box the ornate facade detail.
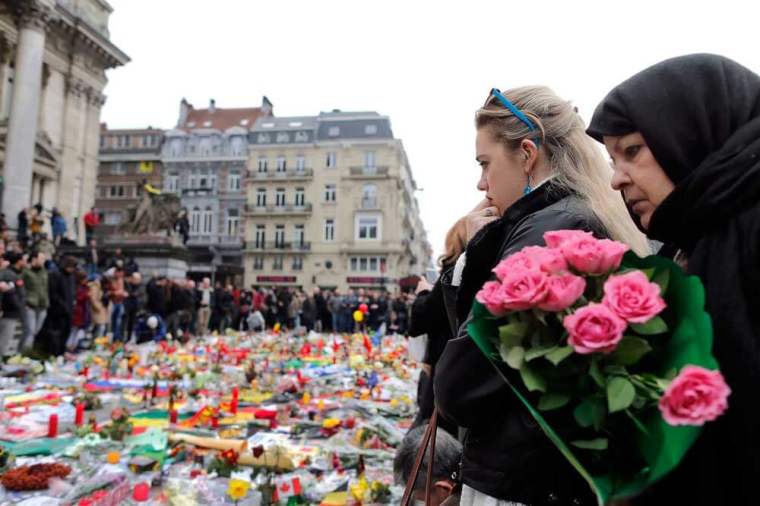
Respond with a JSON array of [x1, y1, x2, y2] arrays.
[[16, 0, 56, 32]]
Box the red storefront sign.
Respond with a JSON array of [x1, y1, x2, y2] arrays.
[[346, 276, 385, 285], [257, 276, 297, 283]]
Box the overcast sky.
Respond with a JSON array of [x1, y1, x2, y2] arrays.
[[101, 0, 760, 260]]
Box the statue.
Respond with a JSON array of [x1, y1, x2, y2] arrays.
[[123, 182, 182, 235]]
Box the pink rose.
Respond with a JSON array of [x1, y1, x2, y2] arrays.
[[475, 280, 508, 316], [492, 246, 567, 280], [544, 229, 594, 249], [659, 366, 730, 426], [560, 236, 629, 275], [498, 268, 550, 311], [563, 303, 627, 354], [539, 274, 587, 311], [603, 271, 666, 323]]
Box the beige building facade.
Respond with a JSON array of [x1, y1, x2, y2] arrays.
[[0, 0, 128, 239], [244, 111, 431, 292]]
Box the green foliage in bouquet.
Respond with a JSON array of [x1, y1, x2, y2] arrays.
[[468, 252, 717, 504]]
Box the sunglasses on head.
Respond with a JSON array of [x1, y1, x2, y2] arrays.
[[487, 88, 542, 148]]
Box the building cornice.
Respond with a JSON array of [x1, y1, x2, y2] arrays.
[[53, 2, 129, 69]]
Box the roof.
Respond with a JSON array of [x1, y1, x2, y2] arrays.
[[251, 116, 318, 131], [182, 107, 271, 131]]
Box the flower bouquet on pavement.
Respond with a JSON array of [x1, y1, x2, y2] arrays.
[[469, 230, 730, 505]]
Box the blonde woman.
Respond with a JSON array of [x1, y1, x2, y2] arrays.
[[433, 86, 648, 505]]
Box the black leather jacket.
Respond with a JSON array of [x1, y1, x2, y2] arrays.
[[434, 183, 605, 505]]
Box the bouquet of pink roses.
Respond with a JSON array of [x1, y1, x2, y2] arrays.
[[469, 230, 729, 504]]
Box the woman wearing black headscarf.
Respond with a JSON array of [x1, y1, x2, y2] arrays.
[[588, 53, 760, 505]]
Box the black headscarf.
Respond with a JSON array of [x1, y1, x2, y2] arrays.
[[588, 54, 760, 505]]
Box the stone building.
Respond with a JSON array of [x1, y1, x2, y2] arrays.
[[0, 0, 128, 239], [244, 110, 431, 292], [162, 97, 273, 281], [95, 125, 163, 235]]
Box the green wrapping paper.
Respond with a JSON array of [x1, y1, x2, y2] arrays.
[[467, 252, 718, 504]]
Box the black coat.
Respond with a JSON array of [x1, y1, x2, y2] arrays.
[[409, 272, 457, 436], [434, 183, 604, 505], [589, 53, 760, 506]]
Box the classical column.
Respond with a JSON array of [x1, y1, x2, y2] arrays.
[[2, 0, 53, 229]]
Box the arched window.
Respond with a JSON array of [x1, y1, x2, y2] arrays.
[[361, 184, 377, 208], [202, 206, 214, 234], [190, 207, 201, 234]]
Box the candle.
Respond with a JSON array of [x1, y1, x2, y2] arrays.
[[169, 410, 178, 424], [211, 415, 219, 429], [230, 387, 239, 415], [48, 414, 58, 438], [75, 403, 85, 426]]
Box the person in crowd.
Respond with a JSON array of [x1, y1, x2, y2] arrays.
[[88, 275, 107, 340], [16, 208, 28, 248], [108, 248, 126, 270], [107, 267, 128, 342], [146, 275, 169, 320], [167, 279, 193, 339], [83, 239, 100, 276], [174, 208, 190, 245], [67, 270, 90, 352], [287, 289, 302, 329], [83, 206, 100, 245], [586, 53, 760, 505], [136, 314, 166, 343], [40, 255, 77, 356], [434, 86, 650, 505], [314, 288, 330, 332], [21, 251, 49, 353], [394, 424, 463, 506], [409, 217, 467, 435], [36, 233, 55, 264], [196, 277, 213, 336], [328, 290, 342, 333], [301, 290, 317, 332], [341, 289, 357, 333], [124, 272, 147, 342], [29, 203, 44, 243], [51, 208, 67, 246], [247, 306, 265, 332], [0, 252, 26, 357]]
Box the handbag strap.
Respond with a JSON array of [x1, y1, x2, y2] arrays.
[[401, 410, 439, 506]]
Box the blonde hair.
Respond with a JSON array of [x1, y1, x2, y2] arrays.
[[438, 216, 468, 268], [476, 86, 650, 255]]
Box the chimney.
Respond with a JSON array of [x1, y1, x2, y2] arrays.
[[209, 98, 216, 113], [178, 98, 192, 127], [261, 96, 273, 116]]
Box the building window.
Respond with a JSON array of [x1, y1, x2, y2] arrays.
[[225, 208, 240, 236], [170, 138, 183, 157], [253, 256, 264, 270], [255, 224, 265, 248], [228, 171, 241, 191], [110, 162, 126, 175], [275, 225, 285, 248], [202, 207, 214, 234], [296, 155, 305, 171], [275, 188, 286, 207], [188, 170, 198, 189], [324, 184, 336, 202], [356, 214, 380, 240], [324, 219, 335, 242], [328, 126, 340, 137], [276, 155, 286, 172], [167, 173, 179, 193], [350, 256, 386, 273], [109, 186, 125, 198], [292, 257, 303, 271], [257, 156, 268, 172], [294, 224, 305, 247], [294, 187, 305, 206], [273, 255, 284, 271], [364, 151, 376, 168], [326, 151, 337, 168], [365, 124, 378, 135], [191, 207, 201, 234], [230, 136, 245, 156], [361, 184, 377, 208], [256, 188, 267, 207], [104, 211, 122, 225]]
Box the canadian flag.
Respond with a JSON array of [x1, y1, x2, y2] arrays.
[[273, 476, 302, 501]]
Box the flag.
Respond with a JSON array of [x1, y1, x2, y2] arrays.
[[273, 475, 302, 501], [138, 161, 154, 173]]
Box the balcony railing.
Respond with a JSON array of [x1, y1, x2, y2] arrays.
[[187, 235, 243, 246], [244, 203, 313, 215], [182, 187, 216, 197], [248, 168, 313, 180], [348, 166, 389, 178], [245, 241, 311, 252]]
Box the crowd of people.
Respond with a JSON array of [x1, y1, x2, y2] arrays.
[[400, 54, 760, 506], [0, 229, 418, 359]]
